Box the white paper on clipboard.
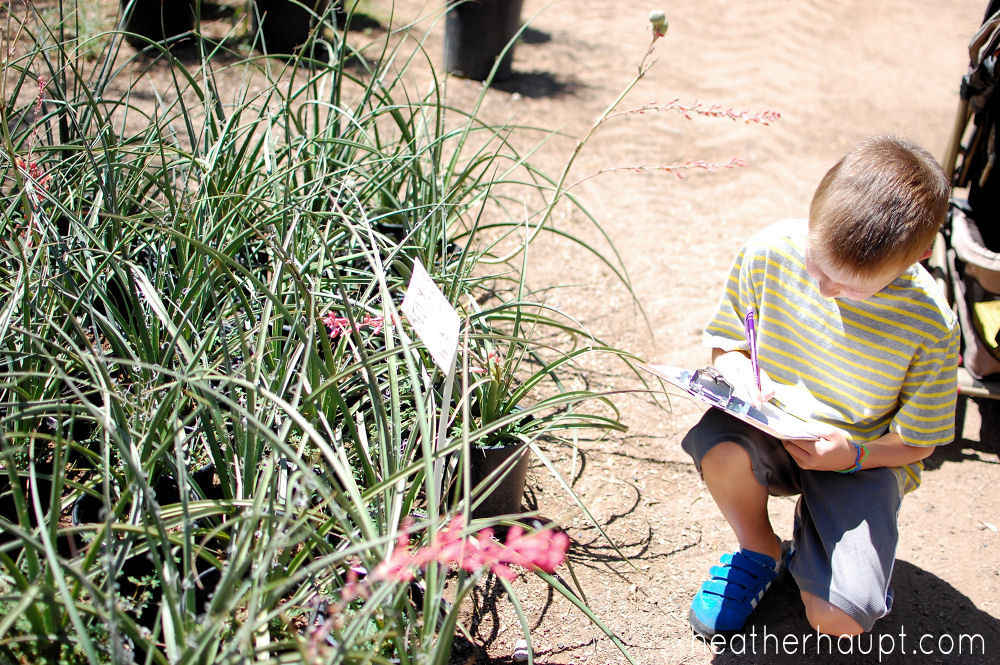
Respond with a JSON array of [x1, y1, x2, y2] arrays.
[[639, 363, 819, 441]]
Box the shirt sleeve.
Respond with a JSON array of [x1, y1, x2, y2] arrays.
[[890, 320, 960, 447], [702, 243, 760, 354]]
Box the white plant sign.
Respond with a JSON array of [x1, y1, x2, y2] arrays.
[[401, 259, 460, 372]]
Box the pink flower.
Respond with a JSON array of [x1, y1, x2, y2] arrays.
[[34, 77, 46, 117], [372, 523, 419, 582], [469, 351, 501, 375], [313, 516, 570, 654], [504, 526, 569, 573], [323, 312, 348, 337], [371, 516, 570, 584], [321, 311, 388, 339], [15, 157, 51, 190], [634, 99, 781, 125], [339, 567, 366, 603]]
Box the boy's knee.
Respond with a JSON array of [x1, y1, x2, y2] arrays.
[[801, 590, 866, 636], [701, 441, 753, 477]]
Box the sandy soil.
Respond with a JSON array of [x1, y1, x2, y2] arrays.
[[376, 1, 1000, 663]]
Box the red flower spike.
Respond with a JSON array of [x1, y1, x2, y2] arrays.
[[622, 99, 781, 126], [504, 526, 570, 573], [35, 78, 46, 116], [323, 311, 389, 339], [340, 567, 367, 603], [359, 515, 569, 607]]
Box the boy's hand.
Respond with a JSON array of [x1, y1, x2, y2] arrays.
[[782, 428, 858, 471], [713, 349, 775, 408]]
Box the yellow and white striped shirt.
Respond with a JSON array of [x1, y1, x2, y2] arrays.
[[704, 219, 959, 491]]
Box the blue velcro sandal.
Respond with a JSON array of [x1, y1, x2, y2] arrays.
[[689, 548, 780, 636]]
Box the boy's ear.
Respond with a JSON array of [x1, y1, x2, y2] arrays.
[[919, 247, 933, 261]]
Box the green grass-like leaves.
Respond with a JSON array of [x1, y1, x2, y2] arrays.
[[0, 2, 646, 663]]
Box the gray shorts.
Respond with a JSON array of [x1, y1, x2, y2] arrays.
[[681, 408, 905, 631]]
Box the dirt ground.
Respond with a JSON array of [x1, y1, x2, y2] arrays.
[[12, 0, 1000, 662], [378, 1, 1000, 663]]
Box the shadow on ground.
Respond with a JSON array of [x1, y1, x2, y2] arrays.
[[704, 560, 1000, 664], [490, 71, 584, 99], [928, 395, 1000, 471], [451, 558, 1000, 665]]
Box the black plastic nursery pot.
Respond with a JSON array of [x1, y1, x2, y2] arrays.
[[71, 466, 224, 630], [119, 0, 197, 46], [72, 464, 223, 529], [0, 471, 83, 562], [0, 474, 47, 559], [468, 442, 529, 521], [444, 0, 524, 81], [252, 0, 331, 54]]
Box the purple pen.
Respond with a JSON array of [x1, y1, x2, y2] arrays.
[[744, 308, 762, 391]]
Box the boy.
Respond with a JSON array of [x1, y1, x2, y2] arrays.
[[682, 136, 959, 637]]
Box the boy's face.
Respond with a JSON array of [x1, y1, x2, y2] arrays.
[[804, 243, 905, 301]]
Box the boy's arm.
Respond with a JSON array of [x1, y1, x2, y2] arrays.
[[783, 428, 935, 472], [783, 315, 959, 473], [712, 348, 775, 407]]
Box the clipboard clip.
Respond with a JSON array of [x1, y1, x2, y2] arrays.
[[689, 367, 750, 415]]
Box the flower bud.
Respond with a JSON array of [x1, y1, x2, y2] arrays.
[[648, 9, 668, 38]]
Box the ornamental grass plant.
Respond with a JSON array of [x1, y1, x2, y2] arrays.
[[0, 1, 646, 663]]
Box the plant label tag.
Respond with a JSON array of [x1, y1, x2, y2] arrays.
[[402, 259, 460, 372]]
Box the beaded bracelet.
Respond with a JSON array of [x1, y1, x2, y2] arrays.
[[835, 441, 870, 474]]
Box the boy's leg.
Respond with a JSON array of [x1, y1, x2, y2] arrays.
[[800, 590, 864, 636], [700, 442, 781, 562], [681, 409, 800, 635], [789, 466, 903, 634]]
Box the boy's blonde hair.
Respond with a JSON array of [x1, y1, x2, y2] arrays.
[[808, 136, 949, 276]]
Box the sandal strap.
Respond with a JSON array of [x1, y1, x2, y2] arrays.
[[698, 550, 777, 601], [705, 566, 762, 591], [689, 546, 782, 636]]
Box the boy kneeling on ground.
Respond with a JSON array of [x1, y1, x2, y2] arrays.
[[683, 136, 959, 637]]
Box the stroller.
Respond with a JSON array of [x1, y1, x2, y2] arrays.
[[932, 0, 1000, 435]]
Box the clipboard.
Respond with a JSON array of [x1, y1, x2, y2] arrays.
[[640, 363, 819, 441]]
